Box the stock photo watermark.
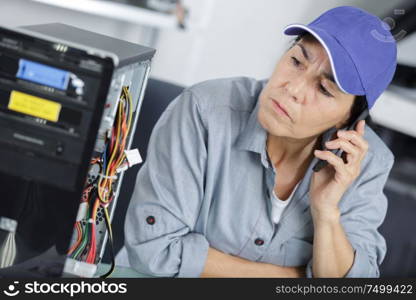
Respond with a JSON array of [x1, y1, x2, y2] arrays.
[[372, 8, 407, 42], [2, 281, 127, 297]]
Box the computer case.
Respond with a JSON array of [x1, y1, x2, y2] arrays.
[[0, 23, 155, 277]]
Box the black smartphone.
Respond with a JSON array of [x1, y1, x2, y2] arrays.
[[312, 109, 369, 172]]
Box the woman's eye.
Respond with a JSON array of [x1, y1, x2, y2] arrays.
[[319, 84, 333, 97], [291, 56, 300, 67]]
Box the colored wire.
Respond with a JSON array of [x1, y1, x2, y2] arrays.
[[68, 86, 134, 268], [99, 206, 115, 278]]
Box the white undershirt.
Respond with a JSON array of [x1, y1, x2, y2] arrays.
[[271, 182, 299, 224]]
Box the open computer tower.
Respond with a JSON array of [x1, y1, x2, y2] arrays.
[[0, 23, 155, 277]]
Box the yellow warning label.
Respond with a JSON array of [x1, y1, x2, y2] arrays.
[[8, 91, 61, 122]]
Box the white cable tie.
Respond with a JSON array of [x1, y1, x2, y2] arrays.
[[98, 173, 118, 180], [88, 218, 94, 224]]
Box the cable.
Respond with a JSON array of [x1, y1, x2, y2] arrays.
[[0, 228, 16, 268], [67, 222, 82, 256], [99, 206, 115, 278], [67, 160, 101, 259], [97, 87, 132, 206], [97, 101, 122, 204], [67, 86, 135, 272]]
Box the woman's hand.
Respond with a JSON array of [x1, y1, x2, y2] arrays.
[[309, 120, 369, 219]]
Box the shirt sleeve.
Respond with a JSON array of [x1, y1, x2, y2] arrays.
[[306, 152, 394, 278], [124, 89, 209, 278]]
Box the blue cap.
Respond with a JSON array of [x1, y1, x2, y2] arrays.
[[284, 6, 397, 109]]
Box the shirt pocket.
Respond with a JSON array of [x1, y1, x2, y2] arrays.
[[283, 238, 313, 267]]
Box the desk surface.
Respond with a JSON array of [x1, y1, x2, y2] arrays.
[[96, 263, 153, 278]]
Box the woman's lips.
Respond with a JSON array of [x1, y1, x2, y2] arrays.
[[270, 98, 292, 121]]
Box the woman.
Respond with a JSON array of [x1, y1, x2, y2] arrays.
[[122, 6, 397, 277]]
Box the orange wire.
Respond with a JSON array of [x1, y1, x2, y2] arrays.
[[68, 222, 82, 255], [86, 198, 100, 263]]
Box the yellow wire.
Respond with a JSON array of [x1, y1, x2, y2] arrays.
[[116, 87, 133, 168], [98, 87, 134, 203], [103, 207, 113, 240], [124, 87, 134, 135], [98, 94, 123, 203]]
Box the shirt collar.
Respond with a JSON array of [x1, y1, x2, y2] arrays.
[[235, 90, 272, 169], [235, 97, 266, 155]]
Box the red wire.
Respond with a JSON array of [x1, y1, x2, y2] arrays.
[[109, 126, 115, 154], [86, 222, 96, 263], [84, 94, 130, 264]]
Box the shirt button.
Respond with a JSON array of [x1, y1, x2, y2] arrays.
[[146, 216, 156, 225], [254, 238, 264, 246]]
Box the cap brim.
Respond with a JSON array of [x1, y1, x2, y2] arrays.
[[284, 24, 365, 96]]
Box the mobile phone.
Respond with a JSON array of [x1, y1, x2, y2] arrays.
[[312, 109, 369, 172]]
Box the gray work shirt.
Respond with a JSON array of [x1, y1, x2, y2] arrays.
[[123, 77, 394, 278]]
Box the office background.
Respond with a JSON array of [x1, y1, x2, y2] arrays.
[[0, 0, 415, 277]]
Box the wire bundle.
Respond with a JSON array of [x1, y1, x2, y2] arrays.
[[0, 227, 17, 268], [67, 87, 133, 278]]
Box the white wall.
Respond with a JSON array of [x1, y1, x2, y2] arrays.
[[152, 0, 308, 86], [0, 0, 411, 87], [0, 0, 151, 42], [151, 0, 411, 86], [397, 34, 416, 67]]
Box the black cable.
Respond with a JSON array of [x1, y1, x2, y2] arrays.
[[99, 208, 115, 278]]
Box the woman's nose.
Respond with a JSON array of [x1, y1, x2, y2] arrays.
[[286, 76, 307, 104]]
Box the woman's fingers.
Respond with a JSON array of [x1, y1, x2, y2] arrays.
[[356, 119, 366, 136], [325, 138, 359, 163], [315, 125, 370, 182], [336, 128, 369, 156], [314, 149, 346, 173]]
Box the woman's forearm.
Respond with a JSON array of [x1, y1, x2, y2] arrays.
[[200, 247, 306, 278], [311, 208, 355, 277]]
